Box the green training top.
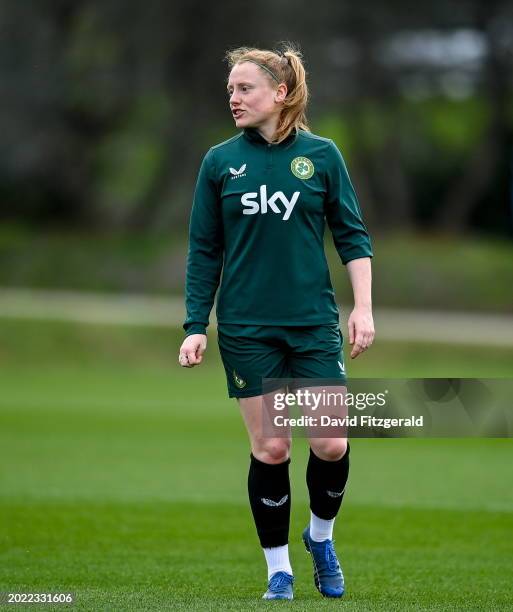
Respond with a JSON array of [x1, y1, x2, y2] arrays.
[[183, 127, 373, 336]]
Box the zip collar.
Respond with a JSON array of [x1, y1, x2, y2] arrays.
[[243, 127, 298, 148]]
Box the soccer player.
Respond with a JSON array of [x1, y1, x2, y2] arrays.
[[179, 44, 374, 600]]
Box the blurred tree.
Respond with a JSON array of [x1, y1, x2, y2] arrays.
[[437, 0, 513, 231], [0, 0, 511, 235]]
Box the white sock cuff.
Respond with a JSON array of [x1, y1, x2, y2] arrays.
[[263, 544, 293, 579], [310, 511, 335, 542]]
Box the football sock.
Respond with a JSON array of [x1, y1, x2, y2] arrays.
[[248, 453, 291, 548], [306, 443, 350, 521], [310, 511, 335, 542], [263, 544, 293, 579]]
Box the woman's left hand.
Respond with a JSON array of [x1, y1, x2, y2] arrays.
[[348, 306, 375, 359]]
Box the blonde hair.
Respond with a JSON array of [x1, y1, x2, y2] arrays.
[[225, 43, 310, 143]]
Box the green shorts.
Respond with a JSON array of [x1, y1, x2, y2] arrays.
[[217, 323, 346, 398]]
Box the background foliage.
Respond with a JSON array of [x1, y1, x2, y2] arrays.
[[1, 0, 512, 236]]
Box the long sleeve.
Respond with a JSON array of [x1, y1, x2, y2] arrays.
[[183, 148, 224, 336], [324, 140, 373, 264]]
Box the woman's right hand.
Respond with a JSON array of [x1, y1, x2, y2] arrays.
[[178, 334, 207, 367]]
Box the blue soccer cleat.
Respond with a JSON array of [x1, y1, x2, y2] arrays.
[[302, 526, 345, 598], [262, 571, 294, 600]]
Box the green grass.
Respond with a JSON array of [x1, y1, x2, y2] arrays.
[[1, 227, 512, 312], [1, 319, 512, 610], [340, 232, 513, 313], [2, 319, 513, 376]]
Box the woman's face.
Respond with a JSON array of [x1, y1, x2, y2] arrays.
[[227, 62, 286, 129]]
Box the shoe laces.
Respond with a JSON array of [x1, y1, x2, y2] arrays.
[[325, 540, 339, 572], [270, 572, 292, 590]]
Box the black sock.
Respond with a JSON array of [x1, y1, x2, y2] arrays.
[[306, 443, 350, 520], [247, 453, 291, 548]]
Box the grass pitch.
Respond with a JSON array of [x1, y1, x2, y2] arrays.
[[1, 320, 512, 610]]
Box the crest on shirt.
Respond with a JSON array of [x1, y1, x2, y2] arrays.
[[291, 156, 314, 180], [229, 163, 247, 179]]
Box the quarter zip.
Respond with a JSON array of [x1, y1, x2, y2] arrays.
[[266, 142, 273, 169]]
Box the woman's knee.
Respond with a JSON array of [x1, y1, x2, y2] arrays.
[[252, 437, 291, 464], [310, 438, 347, 462]]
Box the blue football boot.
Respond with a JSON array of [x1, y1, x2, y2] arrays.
[[302, 526, 345, 597], [262, 571, 294, 600]]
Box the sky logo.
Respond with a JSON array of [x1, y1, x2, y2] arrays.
[[241, 185, 300, 221]]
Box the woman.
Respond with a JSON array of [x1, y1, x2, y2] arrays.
[[179, 44, 374, 600]]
